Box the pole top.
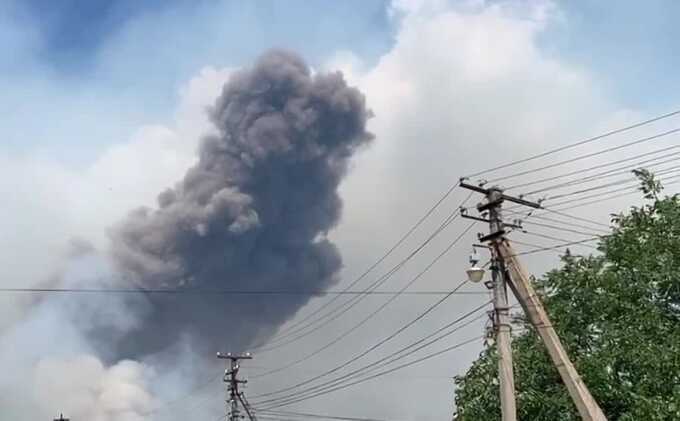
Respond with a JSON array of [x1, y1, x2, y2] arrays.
[[217, 351, 253, 360]]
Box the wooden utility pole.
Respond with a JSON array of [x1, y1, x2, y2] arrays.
[[460, 180, 607, 421]]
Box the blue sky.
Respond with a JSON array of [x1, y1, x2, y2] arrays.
[[543, 0, 680, 111], [1, 0, 394, 161], [15, 0, 393, 73], [12, 0, 680, 103], [2, 0, 678, 161]]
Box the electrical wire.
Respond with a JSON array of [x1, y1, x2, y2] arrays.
[[257, 415, 389, 421], [551, 191, 647, 213], [522, 153, 680, 196], [0, 287, 487, 296], [251, 221, 477, 378], [505, 210, 610, 235], [538, 208, 610, 229], [518, 220, 606, 237], [254, 184, 463, 347], [255, 409, 392, 421], [251, 283, 485, 400], [484, 127, 680, 184], [549, 172, 680, 209], [464, 109, 680, 179], [258, 335, 483, 410], [505, 143, 680, 191], [535, 174, 680, 217], [251, 302, 489, 407], [509, 239, 568, 253], [253, 193, 475, 352], [543, 165, 680, 202], [546, 183, 645, 208], [498, 154, 680, 213], [509, 237, 600, 257], [517, 230, 599, 249], [504, 163, 680, 214]]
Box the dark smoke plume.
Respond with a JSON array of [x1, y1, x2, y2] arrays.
[[109, 50, 373, 357]]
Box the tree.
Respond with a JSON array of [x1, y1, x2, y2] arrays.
[[454, 172, 680, 420]]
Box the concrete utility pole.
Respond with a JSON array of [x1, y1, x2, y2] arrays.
[[218, 352, 256, 421], [498, 241, 607, 421], [484, 187, 516, 421], [460, 180, 607, 421]]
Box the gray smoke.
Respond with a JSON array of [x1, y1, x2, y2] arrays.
[[109, 50, 373, 357]]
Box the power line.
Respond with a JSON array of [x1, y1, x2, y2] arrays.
[[256, 409, 392, 421], [517, 230, 600, 249], [485, 127, 680, 184], [509, 239, 570, 254], [539, 173, 680, 215], [251, 303, 489, 408], [505, 210, 610, 235], [509, 239, 599, 258], [0, 287, 486, 296], [464, 109, 680, 179], [522, 152, 680, 196], [251, 281, 484, 400], [538, 208, 610, 229], [550, 191, 646, 212], [510, 237, 600, 257], [518, 220, 605, 237], [257, 415, 388, 421], [505, 143, 680, 191], [258, 335, 483, 410], [251, 221, 477, 378], [253, 193, 475, 352], [546, 176, 680, 213], [546, 183, 645, 208], [256, 184, 463, 346], [544, 165, 680, 202]]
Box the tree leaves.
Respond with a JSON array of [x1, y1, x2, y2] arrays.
[[454, 173, 680, 420]]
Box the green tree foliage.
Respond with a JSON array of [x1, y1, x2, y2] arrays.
[[454, 172, 680, 420]]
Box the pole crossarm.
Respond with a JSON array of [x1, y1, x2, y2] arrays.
[[460, 180, 542, 209]]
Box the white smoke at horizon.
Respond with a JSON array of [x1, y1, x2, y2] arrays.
[[33, 356, 154, 421], [0, 250, 226, 421]]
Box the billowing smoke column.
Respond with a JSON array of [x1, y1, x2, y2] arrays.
[[110, 50, 373, 357]]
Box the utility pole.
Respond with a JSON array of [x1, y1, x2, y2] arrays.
[[460, 180, 607, 421], [482, 187, 516, 421], [498, 241, 607, 420], [217, 352, 256, 421]]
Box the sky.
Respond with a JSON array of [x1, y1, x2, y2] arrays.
[[1, 1, 680, 420]]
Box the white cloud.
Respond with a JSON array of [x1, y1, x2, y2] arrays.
[[332, 0, 613, 266]]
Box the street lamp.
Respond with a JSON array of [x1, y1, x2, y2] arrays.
[[466, 249, 485, 283]]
